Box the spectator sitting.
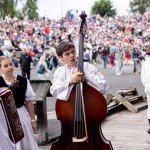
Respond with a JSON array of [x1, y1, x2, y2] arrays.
[[1, 46, 12, 58], [36, 54, 50, 80], [27, 47, 39, 66]]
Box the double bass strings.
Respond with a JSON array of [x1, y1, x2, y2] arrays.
[[73, 82, 87, 142]]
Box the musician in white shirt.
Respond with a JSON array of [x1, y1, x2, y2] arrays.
[[141, 52, 150, 134], [50, 41, 109, 101]]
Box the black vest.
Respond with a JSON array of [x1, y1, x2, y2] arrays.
[[0, 75, 27, 108]]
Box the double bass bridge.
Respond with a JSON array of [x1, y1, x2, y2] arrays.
[[72, 137, 87, 143]]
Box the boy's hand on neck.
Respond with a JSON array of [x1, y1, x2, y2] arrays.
[[70, 69, 85, 84]]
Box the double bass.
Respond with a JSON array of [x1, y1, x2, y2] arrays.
[[51, 11, 113, 150]]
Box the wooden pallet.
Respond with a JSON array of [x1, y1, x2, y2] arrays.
[[106, 87, 147, 114]]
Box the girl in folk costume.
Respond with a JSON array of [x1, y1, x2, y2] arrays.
[[0, 56, 39, 150]]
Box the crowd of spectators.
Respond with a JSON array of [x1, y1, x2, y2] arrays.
[[0, 12, 150, 78]]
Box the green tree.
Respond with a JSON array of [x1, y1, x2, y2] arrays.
[[22, 0, 39, 20], [91, 0, 116, 17], [15, 9, 23, 19], [129, 0, 150, 14], [0, 0, 39, 20], [0, 0, 18, 18]]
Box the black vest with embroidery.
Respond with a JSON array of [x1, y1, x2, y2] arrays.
[[0, 75, 27, 108]]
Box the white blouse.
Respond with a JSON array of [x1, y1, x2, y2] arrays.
[[50, 62, 109, 101]]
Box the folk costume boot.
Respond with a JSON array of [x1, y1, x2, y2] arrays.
[[147, 119, 150, 134]]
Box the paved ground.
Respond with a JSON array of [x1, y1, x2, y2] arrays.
[[15, 60, 145, 149]]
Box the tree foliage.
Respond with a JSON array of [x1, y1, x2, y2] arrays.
[[129, 0, 150, 14], [91, 0, 116, 17], [0, 0, 39, 20], [22, 0, 39, 20], [0, 0, 18, 18]]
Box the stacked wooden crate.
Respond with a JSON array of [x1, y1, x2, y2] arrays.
[[106, 87, 147, 115]]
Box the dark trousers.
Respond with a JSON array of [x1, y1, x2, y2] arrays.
[[102, 56, 108, 68], [133, 59, 138, 73], [21, 67, 30, 80]]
